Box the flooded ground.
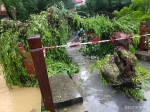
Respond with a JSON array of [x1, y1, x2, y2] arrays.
[[67, 46, 150, 112], [0, 65, 41, 112]]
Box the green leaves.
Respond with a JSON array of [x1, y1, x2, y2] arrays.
[[46, 59, 78, 77], [0, 20, 33, 88], [78, 0, 131, 15], [114, 0, 150, 22], [89, 54, 110, 85], [27, 3, 79, 77], [0, 4, 79, 88]]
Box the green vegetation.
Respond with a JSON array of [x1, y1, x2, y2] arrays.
[[0, 3, 78, 88], [78, 16, 140, 58], [89, 54, 111, 85], [90, 54, 150, 100], [43, 110, 50, 112], [1, 1, 142, 88], [0, 0, 3, 4], [116, 61, 150, 100], [1, 0, 74, 21], [77, 0, 131, 15], [78, 0, 149, 58], [1, 0, 150, 101], [0, 19, 38, 88], [88, 0, 150, 101], [114, 0, 150, 22], [129, 34, 140, 54]]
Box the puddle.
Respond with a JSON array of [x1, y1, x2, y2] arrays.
[[80, 69, 89, 82], [0, 65, 41, 112]]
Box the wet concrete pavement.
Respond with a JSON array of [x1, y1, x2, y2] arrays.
[[67, 46, 150, 112]]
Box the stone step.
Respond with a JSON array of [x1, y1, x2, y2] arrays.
[[136, 51, 150, 62], [41, 73, 85, 111]]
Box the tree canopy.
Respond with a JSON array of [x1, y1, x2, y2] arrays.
[[113, 0, 150, 22], [77, 0, 131, 15], [0, 0, 3, 4], [2, 0, 74, 21]]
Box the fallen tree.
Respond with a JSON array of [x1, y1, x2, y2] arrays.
[[0, 3, 79, 88], [90, 32, 150, 100]]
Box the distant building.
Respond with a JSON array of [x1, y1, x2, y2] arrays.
[[73, 0, 85, 6], [0, 5, 6, 11], [0, 5, 16, 19], [0, 5, 8, 19]]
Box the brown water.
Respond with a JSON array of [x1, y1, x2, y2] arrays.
[[0, 65, 41, 112]]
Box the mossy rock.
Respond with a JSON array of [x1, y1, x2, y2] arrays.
[[101, 49, 139, 87]]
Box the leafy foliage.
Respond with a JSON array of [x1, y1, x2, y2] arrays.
[[0, 0, 3, 4], [0, 20, 38, 88], [129, 34, 140, 54], [113, 0, 150, 21], [0, 3, 78, 88], [85, 0, 150, 101], [2, 0, 74, 21], [89, 54, 111, 85], [77, 0, 131, 15], [46, 59, 79, 77], [0, 1, 145, 90], [74, 14, 140, 58], [115, 61, 150, 100]]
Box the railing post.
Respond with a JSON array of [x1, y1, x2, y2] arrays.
[[138, 21, 146, 50], [27, 35, 55, 112]]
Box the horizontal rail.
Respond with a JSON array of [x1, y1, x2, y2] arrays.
[[43, 35, 144, 50]]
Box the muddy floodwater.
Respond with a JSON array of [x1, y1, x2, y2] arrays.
[[0, 65, 41, 112]]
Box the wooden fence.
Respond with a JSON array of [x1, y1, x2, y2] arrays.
[[18, 35, 55, 112], [138, 21, 150, 50]]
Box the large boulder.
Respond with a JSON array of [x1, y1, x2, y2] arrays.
[[101, 55, 122, 85]]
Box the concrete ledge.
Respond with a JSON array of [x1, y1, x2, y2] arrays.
[[136, 51, 150, 62], [41, 74, 83, 110]]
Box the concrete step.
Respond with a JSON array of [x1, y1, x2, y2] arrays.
[[136, 51, 150, 62], [41, 73, 86, 111]]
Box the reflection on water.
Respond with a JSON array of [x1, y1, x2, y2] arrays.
[[80, 68, 89, 82], [0, 65, 41, 112]]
